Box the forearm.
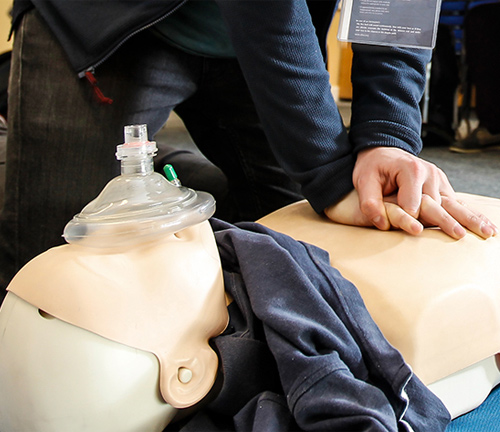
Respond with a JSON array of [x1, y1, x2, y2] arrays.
[[216, 0, 354, 212], [349, 43, 432, 155]]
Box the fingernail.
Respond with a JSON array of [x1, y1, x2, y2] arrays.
[[481, 223, 495, 237], [373, 216, 388, 230], [453, 224, 466, 238], [411, 221, 423, 234]]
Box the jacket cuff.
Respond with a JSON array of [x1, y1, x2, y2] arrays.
[[349, 120, 423, 156]]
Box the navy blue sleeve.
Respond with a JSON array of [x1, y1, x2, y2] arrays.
[[216, 0, 432, 213], [216, 0, 355, 213], [349, 43, 432, 155]]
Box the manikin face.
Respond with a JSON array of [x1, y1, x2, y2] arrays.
[[0, 220, 229, 432]]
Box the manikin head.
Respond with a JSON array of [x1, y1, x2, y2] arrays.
[[0, 125, 229, 432]]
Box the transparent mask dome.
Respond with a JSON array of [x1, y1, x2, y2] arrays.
[[63, 125, 215, 247]]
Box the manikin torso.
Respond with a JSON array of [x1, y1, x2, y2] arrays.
[[0, 125, 229, 432], [258, 193, 500, 419]]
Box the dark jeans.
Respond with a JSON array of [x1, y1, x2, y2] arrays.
[[0, 10, 302, 293]]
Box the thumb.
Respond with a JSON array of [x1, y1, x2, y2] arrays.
[[357, 180, 390, 231]]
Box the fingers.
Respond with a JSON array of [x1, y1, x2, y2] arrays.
[[384, 194, 498, 240], [396, 158, 454, 217], [351, 147, 498, 239], [418, 195, 467, 239], [417, 194, 500, 240], [384, 202, 424, 235], [356, 176, 391, 231], [440, 196, 498, 239], [353, 148, 452, 229], [326, 189, 499, 240], [394, 158, 426, 217]]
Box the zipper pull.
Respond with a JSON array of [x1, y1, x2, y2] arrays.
[[84, 70, 113, 105]]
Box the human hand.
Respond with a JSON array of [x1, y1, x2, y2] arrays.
[[325, 189, 497, 239], [325, 189, 429, 235], [325, 147, 498, 239]]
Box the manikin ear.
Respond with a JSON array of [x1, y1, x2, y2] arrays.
[[171, 222, 221, 261], [159, 344, 220, 409], [172, 226, 196, 240]]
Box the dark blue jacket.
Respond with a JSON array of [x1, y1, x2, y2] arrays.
[[11, 0, 432, 213], [170, 218, 450, 431]]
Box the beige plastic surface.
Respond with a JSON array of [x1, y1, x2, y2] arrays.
[[7, 220, 229, 409], [258, 193, 500, 386], [0, 292, 176, 432]]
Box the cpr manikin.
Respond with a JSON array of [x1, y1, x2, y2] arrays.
[[259, 194, 500, 419], [0, 125, 229, 432]]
